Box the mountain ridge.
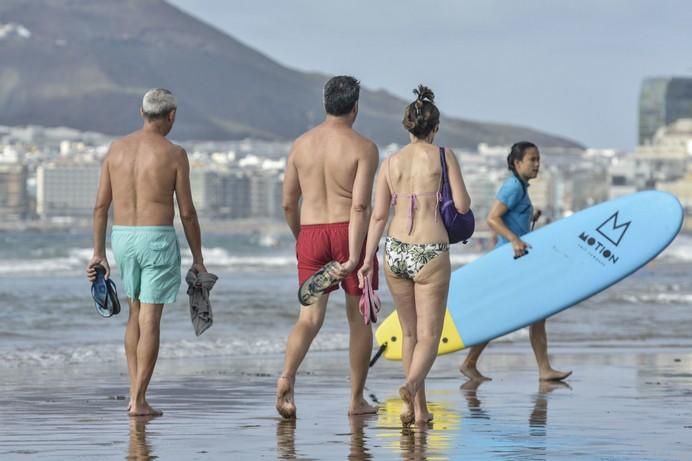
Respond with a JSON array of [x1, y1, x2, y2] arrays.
[[0, 0, 582, 149]]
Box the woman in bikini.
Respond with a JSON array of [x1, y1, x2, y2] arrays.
[[358, 85, 471, 426]]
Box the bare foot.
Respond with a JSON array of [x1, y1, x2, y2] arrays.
[[276, 376, 296, 419], [539, 368, 572, 382], [459, 362, 492, 381], [128, 402, 163, 417], [398, 384, 415, 426], [415, 412, 433, 426], [348, 398, 378, 416]]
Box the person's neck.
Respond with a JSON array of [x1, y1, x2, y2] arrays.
[[142, 122, 169, 136], [410, 134, 434, 144], [324, 114, 354, 128]]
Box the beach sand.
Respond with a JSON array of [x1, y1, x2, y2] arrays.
[[1, 346, 691, 460]]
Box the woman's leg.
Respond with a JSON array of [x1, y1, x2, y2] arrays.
[[401, 252, 450, 424], [384, 263, 416, 424], [530, 320, 572, 381]]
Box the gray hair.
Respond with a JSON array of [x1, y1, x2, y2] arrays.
[[141, 88, 176, 119]]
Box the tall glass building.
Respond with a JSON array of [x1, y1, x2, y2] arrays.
[[639, 77, 692, 145]]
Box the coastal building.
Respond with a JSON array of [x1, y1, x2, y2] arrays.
[[639, 77, 692, 145], [190, 168, 225, 218], [0, 162, 28, 220], [36, 162, 100, 218], [222, 171, 251, 219], [249, 172, 283, 219]]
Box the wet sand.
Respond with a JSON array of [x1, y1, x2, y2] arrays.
[[1, 346, 691, 460]]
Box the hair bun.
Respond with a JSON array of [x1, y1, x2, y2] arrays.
[[402, 84, 440, 138], [413, 85, 435, 104]]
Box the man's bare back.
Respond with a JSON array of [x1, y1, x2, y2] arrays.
[[289, 121, 378, 225], [106, 130, 185, 227]]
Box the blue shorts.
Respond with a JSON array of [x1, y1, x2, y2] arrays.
[[111, 226, 181, 304]]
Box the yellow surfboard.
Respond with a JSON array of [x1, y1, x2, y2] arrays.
[[374, 309, 464, 361]]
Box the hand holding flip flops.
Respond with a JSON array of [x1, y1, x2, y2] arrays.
[[89, 263, 121, 318], [357, 260, 380, 325]]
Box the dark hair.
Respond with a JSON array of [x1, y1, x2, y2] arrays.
[[402, 85, 440, 138], [507, 141, 538, 189], [323, 76, 360, 116]]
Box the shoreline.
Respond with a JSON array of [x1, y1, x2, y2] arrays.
[[2, 347, 691, 460]]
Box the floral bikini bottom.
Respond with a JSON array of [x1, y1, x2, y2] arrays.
[[384, 236, 449, 280]]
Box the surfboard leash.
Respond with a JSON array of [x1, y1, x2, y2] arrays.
[[369, 342, 387, 367]]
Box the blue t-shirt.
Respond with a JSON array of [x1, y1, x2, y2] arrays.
[[495, 175, 533, 246]]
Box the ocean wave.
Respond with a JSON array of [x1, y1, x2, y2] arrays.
[[0, 326, 533, 368], [612, 292, 692, 305], [658, 233, 692, 262], [0, 333, 351, 368], [0, 245, 484, 275], [0, 246, 297, 275]]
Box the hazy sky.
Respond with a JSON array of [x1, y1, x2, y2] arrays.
[[168, 0, 692, 149]]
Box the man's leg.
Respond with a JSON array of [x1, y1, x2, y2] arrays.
[[460, 342, 492, 381], [530, 320, 572, 381], [276, 294, 329, 418], [129, 303, 164, 416], [344, 293, 377, 415], [125, 298, 141, 411]]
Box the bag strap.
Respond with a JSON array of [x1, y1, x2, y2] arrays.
[[438, 147, 450, 193]]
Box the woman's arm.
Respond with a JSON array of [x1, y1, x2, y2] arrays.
[[487, 200, 528, 257], [358, 161, 392, 285]]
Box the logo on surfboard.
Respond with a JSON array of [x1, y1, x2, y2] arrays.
[[576, 210, 631, 266], [596, 211, 631, 246]]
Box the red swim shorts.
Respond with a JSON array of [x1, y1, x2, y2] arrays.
[[296, 222, 379, 296]]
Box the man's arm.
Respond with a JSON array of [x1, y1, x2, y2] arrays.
[[282, 146, 302, 239], [342, 141, 379, 274], [174, 148, 205, 272], [87, 151, 113, 280]]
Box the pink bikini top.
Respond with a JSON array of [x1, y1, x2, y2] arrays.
[[386, 157, 442, 235]]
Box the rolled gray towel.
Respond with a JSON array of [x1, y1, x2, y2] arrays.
[[186, 269, 218, 336]]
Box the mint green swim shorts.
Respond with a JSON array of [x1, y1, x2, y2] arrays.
[[111, 226, 181, 304]]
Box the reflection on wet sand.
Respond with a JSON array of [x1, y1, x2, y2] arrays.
[[399, 427, 428, 461], [275, 415, 374, 461], [127, 415, 159, 461], [348, 415, 375, 461], [276, 418, 297, 460], [530, 381, 572, 436], [460, 379, 490, 420], [377, 396, 460, 459]]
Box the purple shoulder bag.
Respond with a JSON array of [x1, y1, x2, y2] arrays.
[[439, 147, 474, 244]]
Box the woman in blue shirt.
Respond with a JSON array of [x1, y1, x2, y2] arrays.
[[460, 142, 571, 382]]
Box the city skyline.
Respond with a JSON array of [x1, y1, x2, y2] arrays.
[[169, 0, 692, 150]]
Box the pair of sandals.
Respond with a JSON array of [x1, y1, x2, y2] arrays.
[[298, 261, 380, 324], [91, 265, 121, 318]]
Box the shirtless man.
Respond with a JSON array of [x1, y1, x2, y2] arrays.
[[276, 76, 379, 418], [86, 88, 206, 417]]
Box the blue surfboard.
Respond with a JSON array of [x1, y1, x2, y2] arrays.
[[375, 191, 683, 360]]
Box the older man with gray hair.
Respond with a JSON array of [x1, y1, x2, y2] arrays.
[[86, 88, 207, 417]]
